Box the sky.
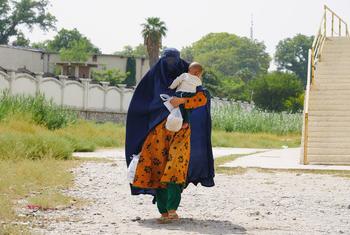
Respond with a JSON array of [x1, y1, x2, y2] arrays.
[[25, 0, 350, 59]]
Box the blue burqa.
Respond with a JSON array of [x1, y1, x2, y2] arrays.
[[125, 48, 215, 196]]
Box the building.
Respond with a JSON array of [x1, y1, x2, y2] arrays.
[[0, 45, 150, 84]]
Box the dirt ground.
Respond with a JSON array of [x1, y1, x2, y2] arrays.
[[33, 156, 350, 235]]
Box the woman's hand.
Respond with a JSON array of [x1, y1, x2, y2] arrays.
[[170, 97, 186, 108]]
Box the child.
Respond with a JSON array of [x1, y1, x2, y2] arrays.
[[169, 62, 203, 129]]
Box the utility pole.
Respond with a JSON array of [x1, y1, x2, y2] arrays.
[[250, 14, 254, 40]]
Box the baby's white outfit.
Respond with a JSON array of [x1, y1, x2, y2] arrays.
[[169, 73, 202, 92]]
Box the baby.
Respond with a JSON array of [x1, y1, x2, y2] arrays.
[[169, 62, 203, 129]]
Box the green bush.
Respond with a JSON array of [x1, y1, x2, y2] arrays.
[[92, 69, 129, 86], [249, 71, 304, 112]]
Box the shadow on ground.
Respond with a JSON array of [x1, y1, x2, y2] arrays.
[[138, 218, 246, 234]]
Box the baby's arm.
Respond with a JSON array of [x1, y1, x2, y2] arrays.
[[169, 74, 185, 89]]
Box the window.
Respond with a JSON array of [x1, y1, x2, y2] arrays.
[[92, 55, 97, 62]]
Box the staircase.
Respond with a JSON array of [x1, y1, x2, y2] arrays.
[[302, 6, 350, 164]]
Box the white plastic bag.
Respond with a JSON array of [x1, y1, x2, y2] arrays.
[[160, 93, 183, 132], [127, 153, 140, 184], [165, 107, 183, 132]]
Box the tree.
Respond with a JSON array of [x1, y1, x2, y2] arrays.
[[133, 44, 148, 58], [118, 45, 134, 57], [0, 0, 56, 44], [181, 46, 194, 62], [141, 17, 167, 67], [31, 40, 50, 50], [11, 32, 30, 47], [116, 44, 148, 58], [249, 72, 304, 112], [275, 34, 314, 85], [202, 69, 222, 97], [59, 40, 91, 62], [182, 33, 270, 81], [202, 69, 247, 100], [92, 69, 129, 86], [46, 28, 100, 53], [124, 57, 136, 87]]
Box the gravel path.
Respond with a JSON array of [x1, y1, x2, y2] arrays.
[[33, 156, 350, 235]]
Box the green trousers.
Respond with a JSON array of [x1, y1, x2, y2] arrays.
[[156, 183, 182, 214]]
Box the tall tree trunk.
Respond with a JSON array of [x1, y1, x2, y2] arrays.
[[147, 41, 160, 68]]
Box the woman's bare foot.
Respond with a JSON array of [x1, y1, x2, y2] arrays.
[[182, 123, 189, 129], [157, 213, 170, 224], [167, 210, 179, 220]]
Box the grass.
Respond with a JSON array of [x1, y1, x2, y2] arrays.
[[0, 93, 124, 233], [211, 130, 301, 148], [0, 117, 125, 161], [55, 120, 125, 152], [214, 154, 249, 175], [211, 103, 302, 135], [28, 192, 75, 210], [0, 91, 77, 130], [0, 224, 31, 235], [0, 159, 80, 232], [0, 93, 303, 233], [214, 154, 350, 179]]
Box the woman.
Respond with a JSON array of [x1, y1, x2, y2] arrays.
[[125, 48, 214, 221]]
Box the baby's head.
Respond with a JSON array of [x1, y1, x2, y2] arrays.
[[188, 62, 203, 78]]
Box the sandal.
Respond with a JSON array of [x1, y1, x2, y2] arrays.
[[157, 215, 170, 224], [168, 211, 179, 221]]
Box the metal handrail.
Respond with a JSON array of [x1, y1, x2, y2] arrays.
[[303, 49, 312, 164], [303, 5, 349, 164], [311, 5, 349, 71]]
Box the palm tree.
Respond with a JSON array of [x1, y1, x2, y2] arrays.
[[141, 17, 167, 67]]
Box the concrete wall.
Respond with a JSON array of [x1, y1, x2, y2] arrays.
[[0, 46, 46, 73], [0, 71, 134, 114]]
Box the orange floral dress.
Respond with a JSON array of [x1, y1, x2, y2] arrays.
[[132, 91, 208, 189]]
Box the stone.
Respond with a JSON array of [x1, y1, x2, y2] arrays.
[[131, 216, 141, 222]]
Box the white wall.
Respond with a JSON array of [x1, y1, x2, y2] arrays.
[[0, 71, 134, 113], [0, 46, 150, 83]]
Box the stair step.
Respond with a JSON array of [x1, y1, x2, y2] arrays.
[[312, 83, 350, 89], [308, 126, 350, 132], [308, 131, 350, 137], [317, 59, 350, 66], [308, 136, 350, 143], [309, 104, 350, 111], [308, 115, 350, 122], [326, 37, 350, 40], [316, 64, 350, 70], [323, 43, 350, 47], [310, 90, 350, 95], [308, 116, 350, 124], [308, 148, 350, 155], [322, 49, 350, 53], [308, 110, 350, 116], [315, 77, 350, 81], [307, 155, 350, 165], [309, 91, 350, 101], [308, 120, 350, 127], [313, 78, 350, 83], [316, 71, 350, 76], [316, 69, 350, 74], [309, 99, 350, 104], [308, 143, 350, 149], [318, 59, 350, 64]]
